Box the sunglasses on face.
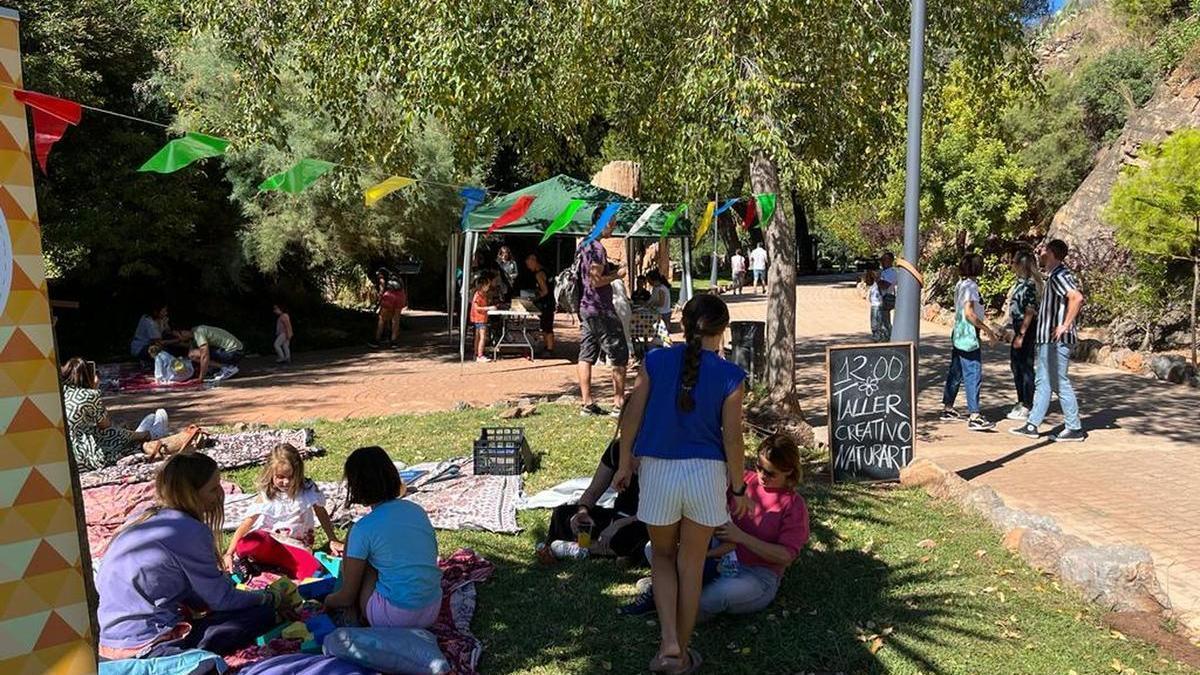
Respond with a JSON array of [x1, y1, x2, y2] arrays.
[[756, 461, 779, 479]]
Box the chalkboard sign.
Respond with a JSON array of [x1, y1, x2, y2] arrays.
[[826, 342, 916, 482]]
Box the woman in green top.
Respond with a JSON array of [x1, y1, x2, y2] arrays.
[[1006, 251, 1042, 421]]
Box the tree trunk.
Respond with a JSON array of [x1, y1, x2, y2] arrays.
[[753, 150, 801, 416], [718, 208, 741, 272], [791, 189, 815, 274]]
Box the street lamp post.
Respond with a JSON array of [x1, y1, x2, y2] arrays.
[[892, 0, 926, 349]]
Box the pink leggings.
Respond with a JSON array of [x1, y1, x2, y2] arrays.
[[234, 530, 321, 580]]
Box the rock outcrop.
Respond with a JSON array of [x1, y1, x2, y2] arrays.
[[1048, 67, 1200, 248]]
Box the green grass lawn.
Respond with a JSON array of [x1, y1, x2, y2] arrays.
[[225, 407, 1195, 674]]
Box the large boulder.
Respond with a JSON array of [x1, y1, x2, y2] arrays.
[[1016, 528, 1089, 573], [1049, 69, 1200, 249], [985, 506, 1061, 534], [900, 458, 970, 501], [1057, 545, 1171, 613], [1150, 354, 1196, 384]]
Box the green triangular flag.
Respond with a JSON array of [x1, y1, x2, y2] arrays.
[[539, 198, 585, 244], [755, 194, 776, 229], [660, 203, 688, 237], [258, 158, 335, 193], [138, 132, 229, 174]]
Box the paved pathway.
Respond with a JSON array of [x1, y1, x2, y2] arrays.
[[726, 276, 1200, 631], [112, 278, 1200, 628]]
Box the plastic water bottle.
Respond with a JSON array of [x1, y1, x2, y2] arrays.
[[718, 551, 740, 577], [550, 540, 589, 560]]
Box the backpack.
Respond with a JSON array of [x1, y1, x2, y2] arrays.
[[554, 248, 586, 315]]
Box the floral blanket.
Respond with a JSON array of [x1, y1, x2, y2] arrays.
[[79, 429, 321, 489], [225, 549, 494, 674]]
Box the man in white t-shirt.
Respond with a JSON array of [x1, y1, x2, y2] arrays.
[[749, 243, 769, 294], [730, 249, 747, 295], [877, 252, 898, 338]]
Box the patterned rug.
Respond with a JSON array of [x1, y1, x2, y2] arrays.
[[223, 457, 522, 534], [79, 428, 321, 489], [84, 480, 244, 559]]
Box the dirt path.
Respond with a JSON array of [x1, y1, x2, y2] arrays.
[[110, 312, 609, 424]]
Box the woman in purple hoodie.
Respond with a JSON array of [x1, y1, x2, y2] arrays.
[[97, 453, 284, 660]]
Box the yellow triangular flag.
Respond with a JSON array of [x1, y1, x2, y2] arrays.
[[693, 201, 716, 243], [364, 176, 416, 207]]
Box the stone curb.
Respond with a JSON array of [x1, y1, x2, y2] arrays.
[[899, 458, 1180, 624]]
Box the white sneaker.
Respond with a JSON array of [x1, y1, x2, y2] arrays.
[[476, 356, 492, 363], [1005, 405, 1030, 421]]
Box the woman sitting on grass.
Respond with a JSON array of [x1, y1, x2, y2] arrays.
[[61, 357, 176, 470], [323, 446, 442, 628], [623, 434, 810, 622]]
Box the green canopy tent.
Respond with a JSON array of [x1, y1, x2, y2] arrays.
[[450, 175, 697, 362]]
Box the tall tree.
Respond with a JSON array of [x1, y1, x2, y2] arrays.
[[1105, 129, 1200, 366], [590, 0, 1033, 412]]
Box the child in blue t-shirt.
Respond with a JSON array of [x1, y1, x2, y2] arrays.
[[323, 446, 442, 628], [611, 293, 750, 674]]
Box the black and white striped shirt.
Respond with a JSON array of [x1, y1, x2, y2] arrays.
[[1036, 264, 1080, 345]]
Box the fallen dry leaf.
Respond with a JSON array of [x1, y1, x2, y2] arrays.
[[1109, 630, 1128, 641], [860, 539, 875, 554], [868, 637, 884, 654], [601, 661, 612, 671], [998, 591, 1006, 603], [974, 549, 988, 558], [917, 539, 937, 549]]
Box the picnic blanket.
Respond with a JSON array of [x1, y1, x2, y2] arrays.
[[223, 458, 522, 534], [80, 429, 321, 489], [518, 477, 618, 510], [227, 549, 493, 675], [85, 480, 244, 559], [98, 362, 216, 394]]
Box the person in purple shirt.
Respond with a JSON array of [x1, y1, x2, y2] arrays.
[[577, 207, 630, 417], [97, 453, 284, 660]]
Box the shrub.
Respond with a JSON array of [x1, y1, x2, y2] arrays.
[[1076, 47, 1158, 143]]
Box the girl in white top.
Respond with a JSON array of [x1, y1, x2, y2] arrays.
[[648, 271, 673, 325], [224, 443, 343, 570]]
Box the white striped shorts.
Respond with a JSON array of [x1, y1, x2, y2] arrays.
[[637, 457, 729, 528]]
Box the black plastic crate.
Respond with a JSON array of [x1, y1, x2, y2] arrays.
[[473, 427, 532, 475]]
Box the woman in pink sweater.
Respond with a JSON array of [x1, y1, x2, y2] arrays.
[[701, 434, 810, 619]]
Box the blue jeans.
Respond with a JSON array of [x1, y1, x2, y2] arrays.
[[698, 564, 780, 621], [1028, 342, 1081, 431], [870, 305, 891, 342], [210, 348, 244, 365], [943, 348, 982, 414]]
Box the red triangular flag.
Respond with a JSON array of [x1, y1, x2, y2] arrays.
[[737, 199, 758, 230], [12, 90, 83, 174], [485, 195, 536, 234]]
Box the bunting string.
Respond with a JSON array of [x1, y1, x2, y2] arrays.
[[1, 82, 777, 234]]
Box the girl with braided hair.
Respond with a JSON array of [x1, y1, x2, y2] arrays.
[[612, 293, 749, 674]]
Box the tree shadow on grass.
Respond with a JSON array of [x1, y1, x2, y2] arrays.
[[457, 485, 995, 674]]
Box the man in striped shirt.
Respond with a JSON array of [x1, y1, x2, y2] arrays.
[[1010, 240, 1086, 442]]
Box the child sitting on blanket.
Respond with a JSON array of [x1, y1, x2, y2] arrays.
[[323, 446, 442, 628], [224, 443, 343, 579]]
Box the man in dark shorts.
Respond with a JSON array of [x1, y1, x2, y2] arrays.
[[577, 208, 629, 416]]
